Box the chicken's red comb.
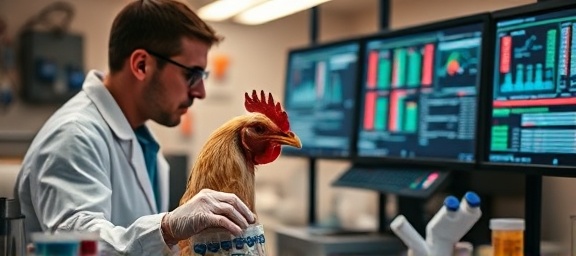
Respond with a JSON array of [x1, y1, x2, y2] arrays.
[[244, 90, 290, 132]]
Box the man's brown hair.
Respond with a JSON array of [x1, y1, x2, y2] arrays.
[[108, 0, 222, 73]]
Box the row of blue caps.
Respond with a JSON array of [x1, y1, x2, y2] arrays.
[[194, 234, 265, 255]]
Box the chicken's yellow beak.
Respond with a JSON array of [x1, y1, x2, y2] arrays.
[[272, 131, 302, 148]]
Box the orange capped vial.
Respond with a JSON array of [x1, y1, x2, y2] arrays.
[[490, 218, 525, 256]]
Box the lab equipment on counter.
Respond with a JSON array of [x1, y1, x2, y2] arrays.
[[0, 197, 27, 256], [390, 191, 482, 256], [490, 218, 524, 256], [76, 232, 99, 256], [31, 232, 80, 256], [30, 231, 101, 256]]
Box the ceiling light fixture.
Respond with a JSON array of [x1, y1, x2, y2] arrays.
[[234, 0, 333, 25], [198, 0, 267, 22]]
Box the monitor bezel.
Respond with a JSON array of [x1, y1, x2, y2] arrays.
[[352, 13, 492, 171], [478, 0, 576, 177], [281, 37, 365, 160]]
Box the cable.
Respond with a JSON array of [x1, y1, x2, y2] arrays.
[[21, 1, 75, 34]]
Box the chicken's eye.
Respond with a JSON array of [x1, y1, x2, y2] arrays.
[[253, 125, 265, 134]]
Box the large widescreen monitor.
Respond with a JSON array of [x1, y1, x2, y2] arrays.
[[355, 15, 489, 168], [282, 40, 361, 158], [482, 1, 576, 175]]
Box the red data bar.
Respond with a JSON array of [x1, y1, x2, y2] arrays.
[[363, 91, 377, 130], [367, 51, 379, 89], [493, 97, 576, 107], [421, 44, 434, 86], [500, 36, 512, 74]]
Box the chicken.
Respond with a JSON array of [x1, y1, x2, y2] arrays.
[[177, 90, 302, 254]]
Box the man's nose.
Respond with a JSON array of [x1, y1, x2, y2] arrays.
[[189, 81, 206, 99]]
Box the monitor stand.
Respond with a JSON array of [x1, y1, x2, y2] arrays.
[[275, 225, 404, 256], [280, 158, 405, 256]]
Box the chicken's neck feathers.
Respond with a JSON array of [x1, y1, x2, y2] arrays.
[[183, 119, 256, 211]]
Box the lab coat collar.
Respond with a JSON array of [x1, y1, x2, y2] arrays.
[[82, 70, 159, 213], [82, 70, 133, 141]]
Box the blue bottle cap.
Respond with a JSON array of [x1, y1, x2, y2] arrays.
[[221, 240, 232, 251], [193, 243, 207, 255], [233, 237, 245, 249], [207, 242, 220, 253], [444, 195, 460, 211], [464, 191, 481, 207]]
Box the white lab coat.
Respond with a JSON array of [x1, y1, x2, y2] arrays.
[[14, 70, 176, 255]]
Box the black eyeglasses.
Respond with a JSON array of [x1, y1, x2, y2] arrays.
[[145, 49, 209, 88]]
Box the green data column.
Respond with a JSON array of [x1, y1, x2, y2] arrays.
[[394, 49, 407, 87], [546, 29, 556, 90], [491, 108, 510, 151], [378, 54, 391, 89], [546, 29, 556, 71], [407, 49, 421, 88], [331, 73, 343, 103], [404, 101, 418, 132], [374, 97, 388, 130], [491, 125, 509, 151]]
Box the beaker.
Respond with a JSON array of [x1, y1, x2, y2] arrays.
[[32, 232, 80, 256]]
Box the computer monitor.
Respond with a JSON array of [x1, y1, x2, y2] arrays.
[[482, 1, 576, 176], [354, 14, 490, 168], [282, 40, 361, 158]]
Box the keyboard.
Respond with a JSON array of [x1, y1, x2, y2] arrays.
[[332, 166, 450, 198]]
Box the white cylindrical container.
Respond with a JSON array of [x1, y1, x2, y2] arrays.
[[426, 195, 460, 256], [426, 192, 482, 256], [390, 215, 429, 256]]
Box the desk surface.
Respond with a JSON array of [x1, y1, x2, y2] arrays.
[[275, 226, 405, 256]]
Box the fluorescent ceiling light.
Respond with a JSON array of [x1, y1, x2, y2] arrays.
[[198, 0, 267, 22], [234, 0, 333, 25]]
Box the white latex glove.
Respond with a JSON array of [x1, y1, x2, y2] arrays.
[[161, 188, 256, 244]]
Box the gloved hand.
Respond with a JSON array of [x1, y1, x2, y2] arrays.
[[161, 188, 256, 244]]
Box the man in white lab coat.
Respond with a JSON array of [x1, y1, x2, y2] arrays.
[[14, 0, 255, 255]]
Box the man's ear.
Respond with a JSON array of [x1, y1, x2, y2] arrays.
[[129, 49, 149, 81], [138, 62, 146, 73]]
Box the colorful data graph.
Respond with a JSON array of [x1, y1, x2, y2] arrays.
[[498, 29, 556, 93], [363, 91, 388, 130], [363, 90, 418, 133], [447, 54, 461, 76], [367, 50, 391, 89], [501, 63, 553, 92], [389, 90, 417, 132], [289, 60, 343, 107], [366, 44, 434, 89], [315, 61, 344, 105], [436, 38, 480, 88]]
